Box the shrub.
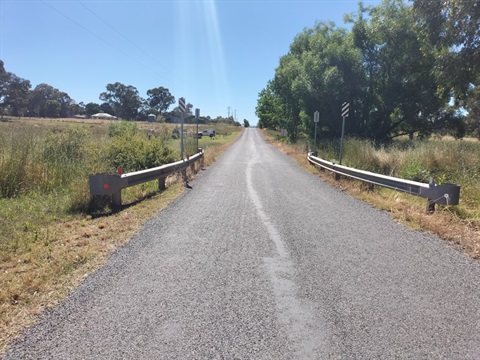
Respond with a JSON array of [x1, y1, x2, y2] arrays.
[[107, 121, 138, 138], [107, 122, 176, 172], [400, 159, 431, 182]]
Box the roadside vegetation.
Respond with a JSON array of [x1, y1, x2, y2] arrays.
[[262, 129, 480, 259], [255, 0, 480, 258], [0, 117, 242, 354], [256, 0, 479, 144]]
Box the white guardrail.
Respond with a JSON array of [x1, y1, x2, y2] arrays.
[[307, 152, 460, 213], [90, 149, 204, 206]]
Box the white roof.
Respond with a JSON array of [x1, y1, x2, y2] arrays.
[[91, 113, 117, 119]]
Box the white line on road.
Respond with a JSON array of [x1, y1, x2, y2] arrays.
[[245, 132, 330, 358]]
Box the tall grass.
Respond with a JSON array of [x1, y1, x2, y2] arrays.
[[0, 127, 44, 198], [0, 121, 180, 254], [0, 126, 100, 253]]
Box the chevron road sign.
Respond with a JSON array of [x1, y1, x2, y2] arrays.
[[179, 97, 186, 113], [341, 102, 350, 117]]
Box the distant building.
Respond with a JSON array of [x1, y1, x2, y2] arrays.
[[91, 113, 117, 119]]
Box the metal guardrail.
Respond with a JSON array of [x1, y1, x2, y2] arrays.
[[90, 149, 204, 206], [307, 152, 460, 213]]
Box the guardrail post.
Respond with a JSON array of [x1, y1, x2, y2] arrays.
[[427, 199, 436, 214], [158, 176, 166, 191], [112, 191, 122, 207], [198, 148, 204, 169]]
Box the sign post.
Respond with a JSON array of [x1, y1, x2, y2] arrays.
[[195, 108, 200, 151], [339, 102, 349, 165], [179, 97, 186, 160], [313, 111, 319, 153]]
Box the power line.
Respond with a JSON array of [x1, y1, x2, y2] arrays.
[[76, 0, 170, 75], [40, 0, 169, 82]]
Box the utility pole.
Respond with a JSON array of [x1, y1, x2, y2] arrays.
[[228, 106, 230, 119]]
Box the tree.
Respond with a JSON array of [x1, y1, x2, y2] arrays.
[[413, 0, 480, 137], [0, 61, 32, 118], [70, 101, 85, 116], [186, 102, 193, 116], [145, 86, 175, 114], [99, 82, 143, 120], [85, 102, 102, 116], [289, 22, 363, 139], [4, 74, 31, 117], [45, 99, 61, 117], [0, 60, 89, 119], [347, 0, 448, 140], [0, 60, 9, 117], [351, 0, 463, 140], [257, 0, 468, 143], [28, 84, 58, 117], [51, 91, 74, 118], [258, 22, 363, 141], [243, 119, 250, 128], [100, 102, 115, 115], [256, 81, 282, 130]]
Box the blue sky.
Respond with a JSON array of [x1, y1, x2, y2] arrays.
[[1, 0, 381, 124]]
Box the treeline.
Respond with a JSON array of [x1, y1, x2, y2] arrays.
[[0, 60, 175, 120], [256, 0, 480, 143], [0, 60, 237, 123]]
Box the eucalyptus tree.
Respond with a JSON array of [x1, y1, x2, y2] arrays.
[[0, 60, 9, 116], [100, 82, 143, 120], [28, 84, 58, 117], [85, 102, 102, 116], [3, 74, 31, 117], [0, 61, 32, 117], [347, 0, 455, 141], [413, 0, 480, 137], [146, 86, 175, 115]]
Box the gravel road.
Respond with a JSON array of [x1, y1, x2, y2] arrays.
[[4, 128, 480, 359]]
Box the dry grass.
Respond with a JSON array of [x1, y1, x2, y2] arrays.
[[0, 183, 184, 354], [0, 121, 243, 355], [260, 130, 480, 259]]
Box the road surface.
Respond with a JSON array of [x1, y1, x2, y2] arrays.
[[4, 128, 480, 359]]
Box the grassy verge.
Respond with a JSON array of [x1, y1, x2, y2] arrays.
[[0, 118, 242, 355], [260, 129, 480, 259]]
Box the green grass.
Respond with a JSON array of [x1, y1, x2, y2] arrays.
[[0, 119, 241, 256], [0, 119, 243, 355]]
